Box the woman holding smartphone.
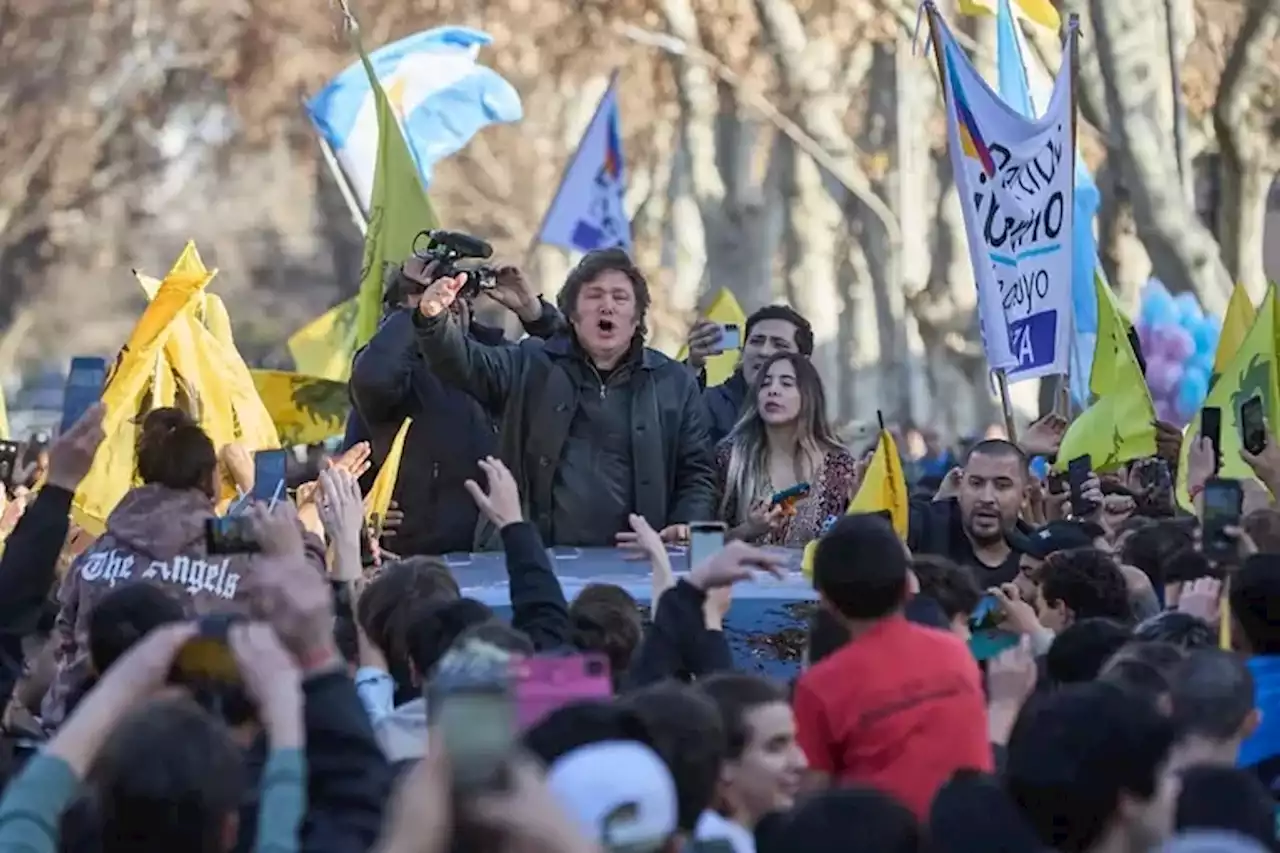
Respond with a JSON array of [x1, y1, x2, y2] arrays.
[[713, 353, 856, 546]]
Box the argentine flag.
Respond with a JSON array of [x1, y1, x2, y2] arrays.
[[308, 26, 522, 211], [536, 72, 632, 253]]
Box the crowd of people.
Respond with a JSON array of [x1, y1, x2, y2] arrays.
[[0, 247, 1276, 853]]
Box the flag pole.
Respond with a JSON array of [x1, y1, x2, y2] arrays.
[[521, 68, 622, 269], [303, 99, 370, 238], [1054, 14, 1082, 420], [924, 1, 1019, 443]]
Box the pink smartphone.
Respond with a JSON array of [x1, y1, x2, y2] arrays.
[[512, 653, 612, 730]]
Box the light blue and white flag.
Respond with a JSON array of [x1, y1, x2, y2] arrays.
[[996, 0, 1102, 402], [308, 26, 522, 211], [535, 72, 632, 253]]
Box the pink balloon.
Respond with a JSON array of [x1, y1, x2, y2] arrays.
[[1164, 326, 1195, 363], [1155, 399, 1179, 424], [1146, 360, 1184, 397]]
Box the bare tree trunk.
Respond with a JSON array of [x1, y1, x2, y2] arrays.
[[1064, 0, 1232, 312], [1212, 0, 1280, 297]]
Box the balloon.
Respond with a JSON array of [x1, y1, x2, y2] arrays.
[[1163, 326, 1196, 364], [1174, 292, 1204, 325], [1176, 369, 1210, 418], [1192, 316, 1220, 357], [1155, 398, 1180, 424], [1141, 284, 1177, 328], [1145, 359, 1183, 398], [1143, 278, 1170, 301]]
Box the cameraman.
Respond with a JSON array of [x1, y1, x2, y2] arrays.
[[349, 257, 562, 556]]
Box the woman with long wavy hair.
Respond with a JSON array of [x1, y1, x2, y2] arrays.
[[715, 353, 856, 546]]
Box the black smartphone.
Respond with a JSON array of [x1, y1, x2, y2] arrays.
[[0, 441, 18, 491], [1067, 454, 1096, 517], [1202, 477, 1243, 561], [1202, 406, 1223, 474], [250, 449, 288, 504], [1241, 396, 1267, 456], [205, 516, 260, 555], [60, 356, 108, 434]]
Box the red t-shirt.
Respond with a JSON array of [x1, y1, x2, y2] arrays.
[[792, 614, 993, 817]]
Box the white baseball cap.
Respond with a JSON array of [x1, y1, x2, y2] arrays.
[[546, 740, 678, 853]]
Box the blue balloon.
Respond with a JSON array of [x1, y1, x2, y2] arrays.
[[1177, 367, 1210, 417], [1192, 316, 1220, 357], [1144, 278, 1170, 301], [1174, 292, 1204, 325], [1143, 297, 1180, 330]]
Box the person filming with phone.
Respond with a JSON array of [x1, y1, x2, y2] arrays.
[[414, 247, 716, 549], [685, 305, 816, 444], [348, 231, 563, 556], [40, 408, 327, 729]]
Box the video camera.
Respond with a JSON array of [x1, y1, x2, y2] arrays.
[[411, 229, 498, 301]]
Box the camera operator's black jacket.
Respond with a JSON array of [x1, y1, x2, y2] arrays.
[[349, 301, 562, 556], [412, 310, 717, 550]]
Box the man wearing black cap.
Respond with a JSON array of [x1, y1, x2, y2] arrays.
[[1006, 519, 1108, 596]]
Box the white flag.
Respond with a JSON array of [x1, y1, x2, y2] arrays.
[[536, 72, 632, 253], [937, 12, 1075, 382]]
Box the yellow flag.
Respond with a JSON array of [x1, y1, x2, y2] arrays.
[[365, 418, 411, 523], [251, 370, 350, 446], [0, 383, 9, 440], [287, 299, 360, 383], [847, 429, 910, 540], [676, 288, 749, 387], [135, 243, 281, 499], [74, 265, 213, 534], [353, 33, 439, 349], [1055, 273, 1157, 472], [1176, 285, 1279, 509], [803, 428, 908, 577], [958, 0, 1060, 30], [1214, 282, 1256, 378]]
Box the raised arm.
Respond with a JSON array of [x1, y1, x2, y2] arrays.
[[413, 273, 523, 412]]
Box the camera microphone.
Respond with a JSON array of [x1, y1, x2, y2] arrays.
[[429, 230, 494, 259]]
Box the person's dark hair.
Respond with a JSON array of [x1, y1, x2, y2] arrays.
[[1005, 682, 1176, 853], [1163, 548, 1218, 584], [88, 584, 185, 674], [1120, 519, 1196, 589], [1231, 553, 1280, 655], [1044, 618, 1132, 686], [813, 514, 908, 622], [623, 682, 726, 833], [696, 673, 789, 761], [1243, 507, 1280, 554], [910, 555, 981, 622], [744, 304, 815, 357], [89, 696, 246, 853], [761, 786, 924, 853], [1132, 611, 1217, 649], [962, 438, 1028, 472], [805, 608, 850, 667], [404, 598, 494, 680], [929, 773, 1045, 853], [1168, 649, 1255, 742], [522, 700, 655, 766], [1099, 641, 1188, 699], [356, 556, 460, 695], [1039, 548, 1132, 624], [569, 583, 642, 688], [135, 408, 218, 497], [1175, 765, 1276, 848], [557, 248, 651, 340]]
